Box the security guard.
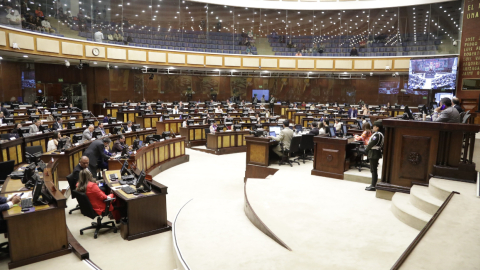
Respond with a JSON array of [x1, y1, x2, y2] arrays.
[[365, 120, 384, 191]]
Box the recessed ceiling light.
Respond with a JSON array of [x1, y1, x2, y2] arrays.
[[23, 55, 28, 58]]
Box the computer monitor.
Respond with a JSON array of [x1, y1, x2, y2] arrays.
[[132, 139, 141, 150], [357, 120, 363, 129], [132, 124, 141, 131], [187, 119, 195, 126], [84, 119, 95, 127], [404, 106, 414, 120], [29, 115, 40, 121], [181, 114, 189, 119], [22, 163, 36, 186], [27, 109, 37, 115], [121, 106, 128, 111], [12, 104, 19, 109], [208, 109, 214, 113], [39, 124, 49, 133], [145, 135, 156, 144], [225, 117, 234, 123], [233, 125, 242, 131], [269, 126, 281, 136], [227, 108, 233, 113], [108, 117, 117, 124], [153, 134, 162, 140], [342, 125, 348, 136], [82, 112, 91, 119], [216, 125, 225, 132], [66, 122, 76, 130], [328, 126, 336, 137], [163, 114, 170, 119], [269, 131, 276, 137], [106, 102, 112, 107], [295, 124, 303, 132], [19, 127, 31, 137], [253, 124, 263, 131], [57, 138, 68, 150], [72, 134, 83, 144], [395, 105, 401, 109], [242, 112, 249, 117], [31, 175, 44, 205], [259, 112, 266, 118], [140, 102, 147, 106], [120, 160, 130, 176], [208, 119, 216, 125], [113, 126, 122, 135], [221, 113, 227, 118], [92, 130, 102, 139], [162, 131, 171, 139], [3, 117, 13, 125], [269, 118, 277, 123], [135, 170, 151, 193], [201, 113, 207, 118], [52, 113, 62, 119]]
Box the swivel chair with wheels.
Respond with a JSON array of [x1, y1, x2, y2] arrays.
[[73, 190, 117, 239], [294, 134, 314, 164], [66, 173, 80, 214], [351, 141, 370, 172], [279, 136, 301, 167]]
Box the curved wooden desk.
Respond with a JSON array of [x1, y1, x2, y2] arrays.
[[1, 158, 70, 269], [103, 137, 188, 240]]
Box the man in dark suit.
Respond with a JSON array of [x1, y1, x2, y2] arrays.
[[103, 114, 111, 123], [453, 97, 464, 114], [0, 104, 9, 117], [52, 118, 63, 130], [112, 134, 129, 153], [347, 107, 358, 119], [134, 102, 141, 110], [308, 122, 319, 135], [83, 137, 113, 179], [72, 156, 107, 193]]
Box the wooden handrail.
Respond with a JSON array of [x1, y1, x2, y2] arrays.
[[390, 191, 460, 270]]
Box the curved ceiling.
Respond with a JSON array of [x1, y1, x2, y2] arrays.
[[187, 0, 459, 11]]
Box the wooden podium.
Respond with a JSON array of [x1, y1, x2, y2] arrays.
[[244, 136, 278, 181], [311, 136, 352, 180], [378, 119, 480, 193]]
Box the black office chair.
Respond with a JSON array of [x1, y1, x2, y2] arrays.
[[279, 136, 301, 167], [351, 141, 370, 172], [294, 134, 314, 164], [459, 112, 466, 123], [25, 145, 43, 156], [0, 160, 15, 184], [73, 190, 117, 239], [66, 173, 80, 215], [462, 112, 471, 124], [204, 128, 210, 135]]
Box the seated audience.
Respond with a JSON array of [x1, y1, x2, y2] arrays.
[[354, 122, 372, 145]]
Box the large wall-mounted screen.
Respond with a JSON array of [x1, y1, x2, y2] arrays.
[[408, 57, 458, 90]]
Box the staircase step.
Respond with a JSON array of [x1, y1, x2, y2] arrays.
[[429, 178, 477, 201], [391, 192, 432, 230], [410, 185, 443, 215]]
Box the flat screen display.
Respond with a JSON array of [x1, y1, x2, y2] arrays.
[[379, 80, 400, 94], [408, 57, 458, 90], [252, 90, 270, 101]]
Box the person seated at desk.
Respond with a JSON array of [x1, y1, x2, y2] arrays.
[[47, 131, 62, 151], [308, 122, 319, 135], [433, 97, 460, 123], [253, 113, 260, 123], [1, 104, 9, 117], [347, 107, 358, 119], [318, 122, 327, 135], [76, 170, 122, 222], [29, 119, 41, 134], [309, 103, 316, 110], [11, 123, 22, 135], [0, 194, 21, 241], [134, 102, 141, 110], [172, 105, 179, 115], [259, 104, 266, 110], [125, 121, 133, 132], [82, 125, 94, 141], [103, 114, 111, 123], [96, 123, 107, 137], [178, 101, 184, 110], [269, 120, 294, 158], [361, 105, 370, 116], [52, 117, 63, 130], [215, 105, 223, 113], [334, 119, 342, 131], [113, 135, 131, 153], [337, 107, 344, 114], [182, 115, 191, 127], [453, 98, 463, 114], [145, 105, 153, 113], [354, 122, 372, 145], [67, 103, 74, 113], [301, 101, 306, 107], [209, 121, 217, 133]]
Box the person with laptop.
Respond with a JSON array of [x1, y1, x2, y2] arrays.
[[269, 120, 294, 158]]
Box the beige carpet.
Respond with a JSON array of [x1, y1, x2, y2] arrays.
[[161, 149, 419, 270]]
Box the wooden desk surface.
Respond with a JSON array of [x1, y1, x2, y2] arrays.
[[104, 170, 156, 200]]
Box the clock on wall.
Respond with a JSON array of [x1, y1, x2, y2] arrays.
[[92, 48, 100, 56]]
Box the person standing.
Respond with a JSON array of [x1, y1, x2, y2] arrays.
[[269, 95, 276, 114], [365, 121, 384, 191], [94, 29, 104, 43]]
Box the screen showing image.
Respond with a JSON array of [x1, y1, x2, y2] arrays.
[[408, 57, 458, 90], [379, 80, 400, 94], [252, 90, 270, 101], [269, 126, 281, 135]]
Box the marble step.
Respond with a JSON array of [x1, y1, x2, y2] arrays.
[[410, 185, 443, 215], [391, 192, 432, 230]]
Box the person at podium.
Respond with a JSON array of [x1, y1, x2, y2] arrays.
[[269, 120, 294, 158], [365, 120, 385, 191]]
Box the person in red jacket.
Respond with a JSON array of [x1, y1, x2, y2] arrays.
[[76, 170, 122, 221]]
